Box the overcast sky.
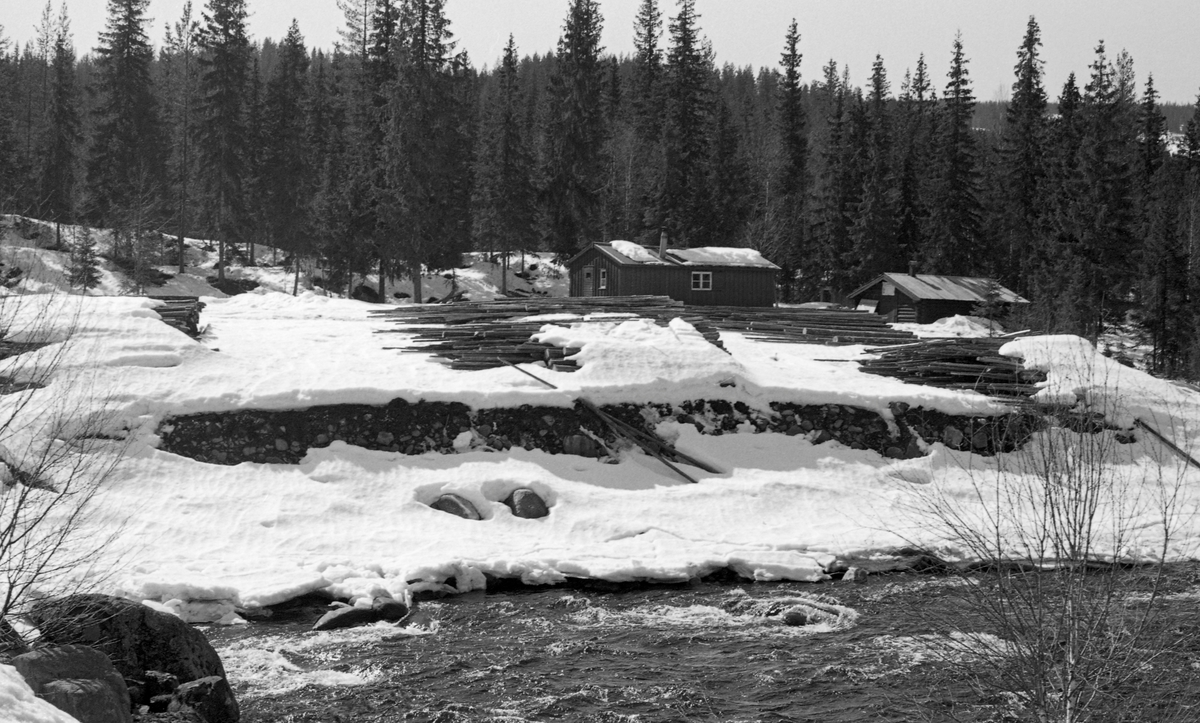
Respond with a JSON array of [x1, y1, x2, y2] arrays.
[[5, 1, 1199, 107]]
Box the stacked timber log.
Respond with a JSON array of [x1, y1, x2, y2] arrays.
[[374, 296, 721, 371], [690, 305, 916, 346], [858, 337, 1047, 399], [373, 296, 918, 371], [148, 295, 206, 338]]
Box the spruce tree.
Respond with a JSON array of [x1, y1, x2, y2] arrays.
[[196, 0, 252, 283], [1138, 74, 1166, 190], [472, 35, 536, 295], [813, 61, 857, 294], [88, 0, 164, 226], [67, 227, 102, 291], [160, 2, 201, 272], [660, 0, 711, 247], [925, 33, 982, 275], [1184, 88, 1200, 164], [1001, 16, 1048, 288], [849, 55, 898, 283], [0, 28, 24, 214], [383, 0, 473, 301], [1024, 72, 1086, 333], [38, 5, 79, 246], [772, 19, 807, 299], [243, 56, 265, 266], [621, 0, 664, 241], [1074, 41, 1137, 337], [631, 0, 663, 136], [705, 97, 748, 247], [543, 0, 605, 258], [261, 21, 311, 281], [776, 19, 806, 199], [367, 0, 401, 296], [1139, 161, 1190, 375], [893, 54, 934, 272]]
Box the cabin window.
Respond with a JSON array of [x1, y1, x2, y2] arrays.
[[691, 271, 712, 291], [599, 269, 608, 290], [881, 282, 895, 296]]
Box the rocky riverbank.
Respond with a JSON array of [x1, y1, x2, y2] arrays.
[[156, 397, 1044, 466]]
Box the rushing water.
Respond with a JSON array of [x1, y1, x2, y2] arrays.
[[204, 576, 1020, 723], [202, 566, 1200, 722]]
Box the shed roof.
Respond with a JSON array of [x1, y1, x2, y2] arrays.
[[570, 241, 780, 270], [849, 273, 1029, 304]]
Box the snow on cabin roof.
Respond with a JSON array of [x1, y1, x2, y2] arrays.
[[849, 273, 1028, 304], [608, 240, 669, 264], [593, 241, 780, 269], [669, 246, 780, 268]]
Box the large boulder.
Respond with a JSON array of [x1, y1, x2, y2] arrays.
[[41, 679, 129, 723], [12, 644, 131, 723], [371, 596, 409, 622], [502, 488, 549, 519], [169, 676, 239, 723], [429, 494, 481, 520], [28, 595, 226, 683], [350, 284, 380, 303], [311, 605, 378, 632]]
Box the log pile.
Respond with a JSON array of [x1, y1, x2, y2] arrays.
[[149, 295, 206, 338], [858, 337, 1047, 399], [373, 296, 917, 371], [374, 296, 720, 370], [691, 305, 916, 345]]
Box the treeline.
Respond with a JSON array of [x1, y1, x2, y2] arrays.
[[2, 1, 1200, 376]]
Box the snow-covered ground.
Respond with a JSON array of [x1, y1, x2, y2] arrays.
[[3, 218, 1199, 630], [0, 666, 77, 723], [892, 314, 1003, 338], [0, 215, 566, 302]]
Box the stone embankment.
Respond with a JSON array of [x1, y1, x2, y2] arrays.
[[157, 397, 1043, 466]]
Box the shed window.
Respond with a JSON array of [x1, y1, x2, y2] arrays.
[[599, 269, 608, 290], [691, 271, 712, 291], [882, 282, 895, 296]]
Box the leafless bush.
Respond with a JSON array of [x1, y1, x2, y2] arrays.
[[903, 354, 1198, 722], [0, 291, 128, 620]]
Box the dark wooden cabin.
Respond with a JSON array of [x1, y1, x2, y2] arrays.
[[567, 241, 780, 307], [847, 272, 1028, 324]]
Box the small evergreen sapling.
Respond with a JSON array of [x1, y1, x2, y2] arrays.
[[970, 277, 1004, 336], [67, 228, 102, 291]]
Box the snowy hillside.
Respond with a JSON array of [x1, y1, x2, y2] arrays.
[[0, 215, 566, 302]]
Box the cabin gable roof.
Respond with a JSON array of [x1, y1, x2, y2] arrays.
[[568, 242, 781, 270], [849, 273, 1028, 304]]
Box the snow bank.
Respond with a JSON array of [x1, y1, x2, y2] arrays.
[[892, 314, 1001, 338], [1001, 335, 1199, 431], [533, 317, 742, 390], [2, 289, 1197, 622], [0, 666, 80, 723]]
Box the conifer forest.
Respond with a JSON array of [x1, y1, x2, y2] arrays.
[[2, 0, 1200, 378]]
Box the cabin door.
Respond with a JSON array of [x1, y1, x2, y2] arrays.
[[582, 267, 595, 296]]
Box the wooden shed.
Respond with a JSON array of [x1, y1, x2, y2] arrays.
[[847, 272, 1028, 324], [567, 240, 780, 307]]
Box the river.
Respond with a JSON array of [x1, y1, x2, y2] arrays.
[[204, 567, 1200, 723]]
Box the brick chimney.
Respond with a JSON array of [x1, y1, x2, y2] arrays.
[[659, 229, 669, 260], [908, 260, 918, 277]]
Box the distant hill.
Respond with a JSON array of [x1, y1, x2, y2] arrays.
[[972, 100, 1195, 133]]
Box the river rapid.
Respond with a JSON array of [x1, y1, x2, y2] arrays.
[[204, 567, 1200, 723]]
